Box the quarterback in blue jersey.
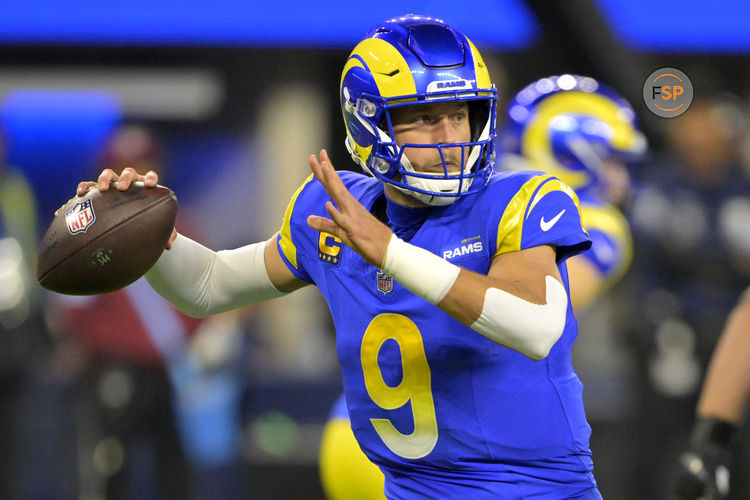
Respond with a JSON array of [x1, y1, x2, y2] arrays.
[[80, 15, 601, 499], [319, 74, 647, 499]]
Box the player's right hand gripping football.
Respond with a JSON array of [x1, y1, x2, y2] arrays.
[[673, 418, 736, 500], [76, 167, 178, 250]]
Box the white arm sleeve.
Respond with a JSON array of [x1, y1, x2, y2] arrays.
[[471, 275, 568, 360], [145, 234, 287, 318]]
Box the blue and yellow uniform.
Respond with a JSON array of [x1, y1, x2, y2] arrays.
[[577, 194, 632, 289], [279, 169, 597, 499]]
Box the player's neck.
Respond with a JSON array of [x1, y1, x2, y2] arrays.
[[383, 189, 433, 241]]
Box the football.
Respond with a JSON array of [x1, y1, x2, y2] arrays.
[[37, 182, 177, 295]]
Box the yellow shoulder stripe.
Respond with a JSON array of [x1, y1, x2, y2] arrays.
[[496, 174, 552, 256], [495, 175, 583, 257], [279, 173, 315, 269]]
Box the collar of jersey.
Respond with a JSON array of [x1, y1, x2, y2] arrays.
[[385, 197, 433, 242]]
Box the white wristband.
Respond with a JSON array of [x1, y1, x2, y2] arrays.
[[382, 234, 460, 305]]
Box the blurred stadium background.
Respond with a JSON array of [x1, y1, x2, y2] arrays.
[[1, 1, 750, 499]]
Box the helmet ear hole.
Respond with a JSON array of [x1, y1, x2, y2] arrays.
[[468, 100, 490, 142], [377, 115, 389, 134]]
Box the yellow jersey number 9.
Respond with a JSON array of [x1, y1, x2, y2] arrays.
[[360, 313, 438, 459]]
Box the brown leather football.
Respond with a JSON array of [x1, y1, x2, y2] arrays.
[[37, 182, 177, 295]]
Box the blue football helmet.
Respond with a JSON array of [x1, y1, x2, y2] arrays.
[[497, 74, 646, 198], [340, 14, 498, 206]]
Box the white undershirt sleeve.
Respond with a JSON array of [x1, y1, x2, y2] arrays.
[[145, 233, 287, 318]]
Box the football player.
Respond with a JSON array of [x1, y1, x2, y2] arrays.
[[318, 74, 648, 498], [673, 288, 750, 499], [79, 15, 603, 499]]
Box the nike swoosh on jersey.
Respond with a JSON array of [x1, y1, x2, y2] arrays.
[[540, 209, 566, 231]]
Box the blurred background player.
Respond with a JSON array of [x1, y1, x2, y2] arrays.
[[0, 128, 49, 499], [623, 92, 750, 499], [48, 124, 246, 500], [319, 394, 385, 500], [318, 74, 647, 499], [672, 287, 750, 499]]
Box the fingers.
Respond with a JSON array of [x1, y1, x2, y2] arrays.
[[320, 148, 332, 166], [307, 214, 341, 236], [115, 167, 139, 191], [77, 165, 159, 203], [309, 153, 327, 183], [308, 149, 367, 237], [143, 170, 159, 187], [165, 228, 178, 250], [306, 153, 347, 236], [324, 200, 346, 228], [97, 169, 119, 191], [309, 150, 353, 209], [54, 202, 69, 217], [58, 187, 91, 215], [98, 167, 159, 192], [76, 181, 97, 197]]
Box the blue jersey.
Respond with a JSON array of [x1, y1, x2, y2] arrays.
[[577, 192, 632, 288], [278, 170, 595, 499]]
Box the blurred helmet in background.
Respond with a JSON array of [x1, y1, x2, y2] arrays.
[[498, 74, 646, 201]]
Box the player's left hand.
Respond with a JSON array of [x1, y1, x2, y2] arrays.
[[307, 149, 393, 268]]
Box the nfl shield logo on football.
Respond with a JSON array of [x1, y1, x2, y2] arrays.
[[66, 199, 96, 235], [377, 272, 393, 295]]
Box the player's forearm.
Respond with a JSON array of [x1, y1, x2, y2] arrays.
[[696, 292, 750, 424], [447, 273, 567, 360], [565, 255, 606, 311], [145, 233, 286, 317], [382, 235, 566, 360]]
